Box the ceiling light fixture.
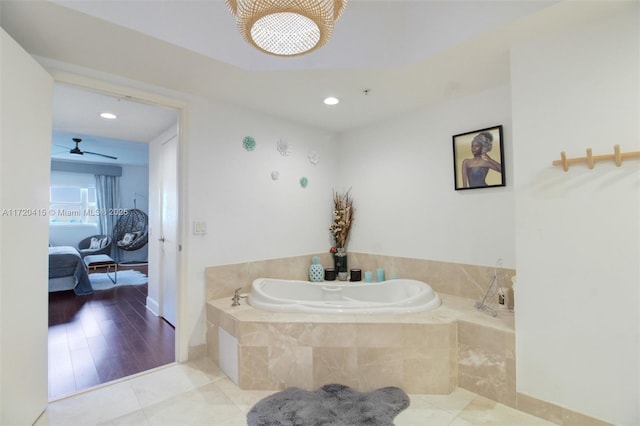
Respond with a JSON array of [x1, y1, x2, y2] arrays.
[[323, 96, 339, 105], [100, 112, 117, 119], [225, 0, 347, 57]]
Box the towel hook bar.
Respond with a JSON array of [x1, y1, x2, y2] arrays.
[[552, 144, 640, 172]]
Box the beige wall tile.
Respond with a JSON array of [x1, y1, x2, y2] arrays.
[[218, 311, 237, 337], [312, 347, 359, 389], [206, 302, 220, 327], [504, 332, 517, 408], [459, 395, 556, 425], [268, 345, 313, 390], [205, 265, 243, 301], [449, 344, 459, 391], [357, 348, 405, 391], [300, 323, 357, 347], [516, 392, 564, 424], [562, 408, 614, 426], [206, 254, 337, 301], [238, 346, 272, 390], [206, 323, 219, 363], [458, 321, 507, 359], [403, 323, 451, 349], [356, 323, 406, 347], [267, 322, 314, 347], [188, 344, 206, 360], [457, 320, 513, 405], [237, 321, 269, 346], [205, 253, 515, 303], [402, 352, 452, 394]]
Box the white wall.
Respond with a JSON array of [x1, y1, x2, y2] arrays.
[[511, 6, 639, 425], [339, 85, 515, 268], [186, 96, 339, 265], [120, 164, 149, 213], [184, 96, 339, 348]]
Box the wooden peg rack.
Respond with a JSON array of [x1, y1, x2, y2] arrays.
[[552, 145, 640, 172]]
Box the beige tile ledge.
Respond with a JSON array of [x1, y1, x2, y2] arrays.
[[440, 293, 514, 332], [207, 292, 514, 332]]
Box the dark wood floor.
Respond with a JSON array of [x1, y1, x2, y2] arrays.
[[48, 264, 175, 400]]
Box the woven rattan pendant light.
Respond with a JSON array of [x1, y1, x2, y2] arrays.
[[226, 0, 347, 56]]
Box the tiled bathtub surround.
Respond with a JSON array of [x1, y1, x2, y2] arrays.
[[205, 255, 611, 425], [204, 254, 512, 397], [207, 294, 511, 395], [205, 253, 515, 302], [206, 295, 612, 426], [458, 320, 516, 407]]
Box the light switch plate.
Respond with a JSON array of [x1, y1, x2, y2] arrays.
[[193, 221, 207, 235]]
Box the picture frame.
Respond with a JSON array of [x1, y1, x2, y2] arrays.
[[452, 125, 505, 190]]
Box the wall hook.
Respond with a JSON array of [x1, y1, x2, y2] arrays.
[[552, 144, 640, 171]]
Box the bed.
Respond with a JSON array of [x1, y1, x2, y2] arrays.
[[48, 246, 93, 295]]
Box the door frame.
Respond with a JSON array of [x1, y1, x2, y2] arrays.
[[50, 69, 189, 362], [1, 28, 54, 425]]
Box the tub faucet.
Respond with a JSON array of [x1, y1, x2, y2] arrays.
[[231, 288, 246, 307]]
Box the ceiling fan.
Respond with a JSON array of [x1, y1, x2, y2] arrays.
[[65, 137, 118, 160]]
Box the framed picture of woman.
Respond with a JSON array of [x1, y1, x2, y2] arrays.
[[452, 125, 505, 190]]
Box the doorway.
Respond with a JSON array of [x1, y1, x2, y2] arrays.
[[47, 82, 181, 399]]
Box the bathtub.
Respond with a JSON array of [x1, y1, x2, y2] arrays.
[[247, 277, 441, 314]]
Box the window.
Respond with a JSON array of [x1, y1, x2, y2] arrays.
[[49, 173, 99, 223]]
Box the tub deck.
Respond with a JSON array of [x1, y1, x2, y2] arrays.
[[206, 293, 515, 399]]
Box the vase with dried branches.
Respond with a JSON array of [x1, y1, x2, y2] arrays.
[[329, 189, 354, 280]]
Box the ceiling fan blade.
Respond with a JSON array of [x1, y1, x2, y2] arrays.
[[83, 150, 118, 160], [53, 144, 81, 155]]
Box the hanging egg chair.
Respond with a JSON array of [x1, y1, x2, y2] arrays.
[[113, 208, 149, 251]]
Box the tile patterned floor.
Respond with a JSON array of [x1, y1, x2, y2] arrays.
[[36, 358, 556, 426]]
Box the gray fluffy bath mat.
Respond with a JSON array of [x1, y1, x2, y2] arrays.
[[247, 383, 410, 426]]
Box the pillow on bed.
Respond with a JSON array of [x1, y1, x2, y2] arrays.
[[89, 237, 101, 249]]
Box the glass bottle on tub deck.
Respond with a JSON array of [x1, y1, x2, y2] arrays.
[[334, 247, 348, 281]]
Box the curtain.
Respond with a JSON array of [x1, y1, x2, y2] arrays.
[[95, 175, 120, 256]]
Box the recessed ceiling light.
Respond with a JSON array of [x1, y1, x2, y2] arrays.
[[323, 97, 339, 106], [100, 112, 117, 119]]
